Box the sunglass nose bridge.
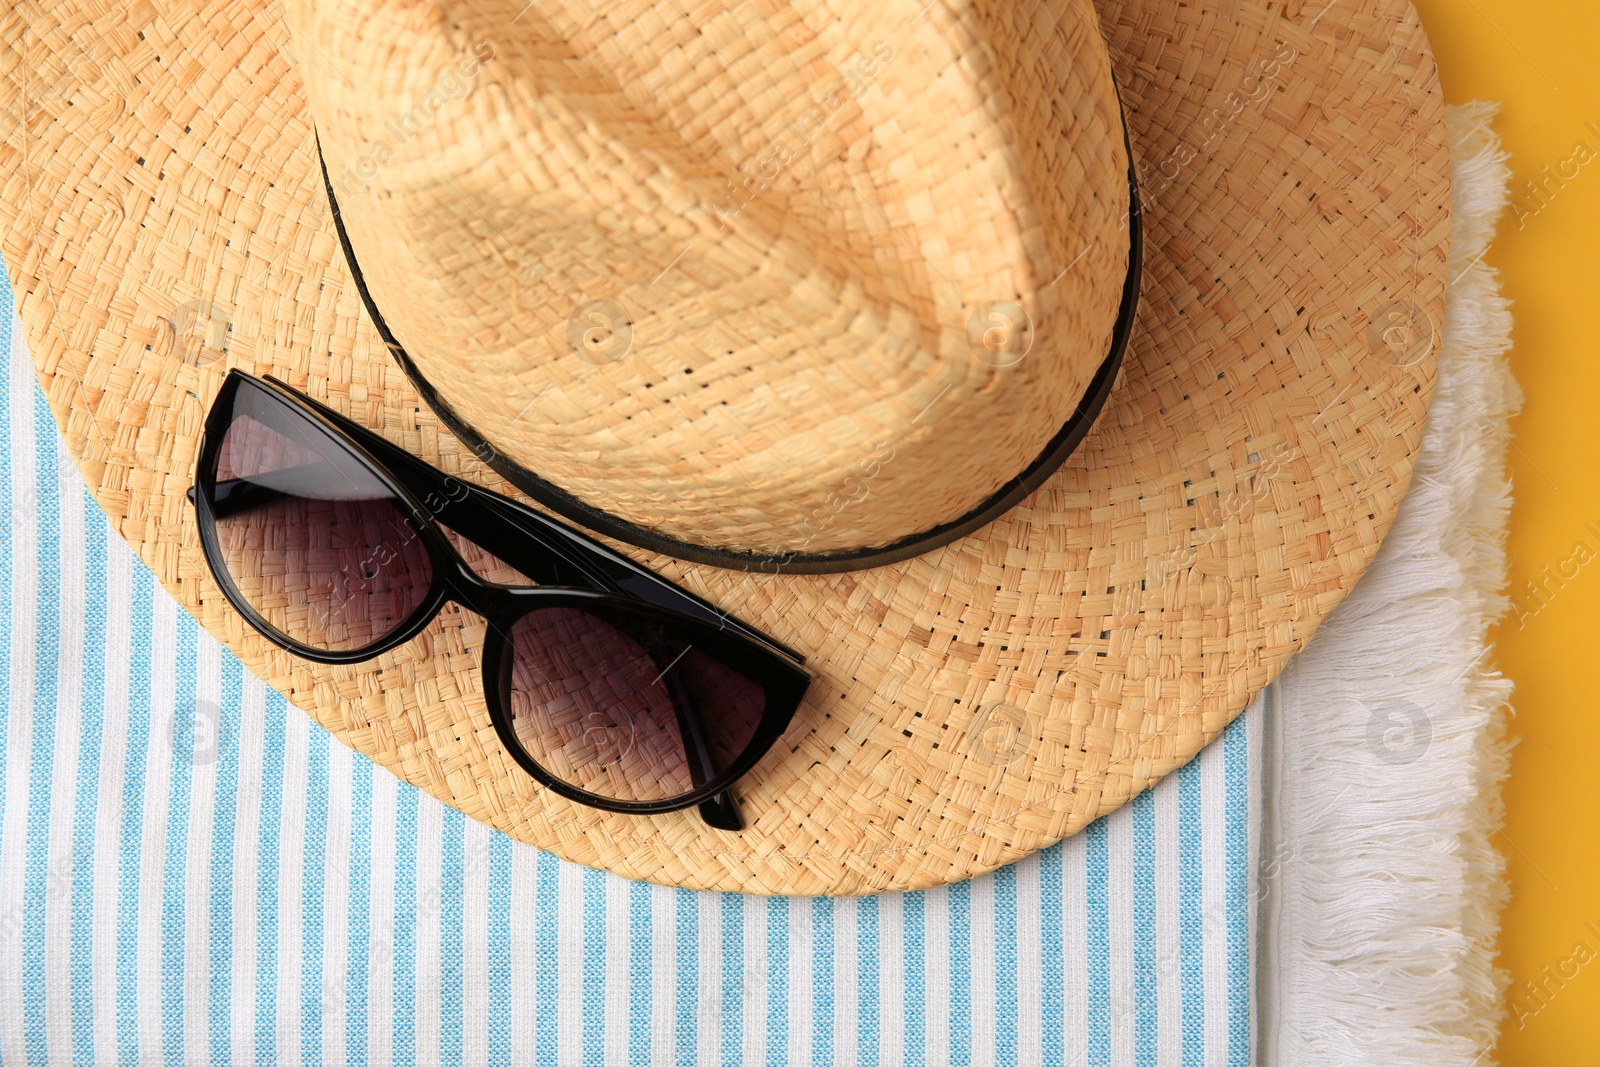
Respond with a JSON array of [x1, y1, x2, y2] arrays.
[[698, 793, 744, 832]]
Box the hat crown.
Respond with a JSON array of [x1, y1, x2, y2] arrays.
[[290, 0, 1131, 558]]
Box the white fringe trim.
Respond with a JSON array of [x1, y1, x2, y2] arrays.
[[1257, 101, 1519, 1066]]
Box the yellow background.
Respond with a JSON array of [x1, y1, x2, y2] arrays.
[[1410, 0, 1600, 1059]]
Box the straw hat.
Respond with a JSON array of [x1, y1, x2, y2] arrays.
[[0, 0, 1448, 894]]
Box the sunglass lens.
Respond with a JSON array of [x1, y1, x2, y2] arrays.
[[504, 606, 767, 805], [204, 383, 435, 653]]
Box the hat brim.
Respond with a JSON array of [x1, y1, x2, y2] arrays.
[[0, 0, 1448, 894]]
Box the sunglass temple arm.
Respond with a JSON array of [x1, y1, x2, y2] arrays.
[[266, 378, 805, 666]]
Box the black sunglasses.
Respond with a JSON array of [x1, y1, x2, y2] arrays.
[[189, 371, 811, 830]]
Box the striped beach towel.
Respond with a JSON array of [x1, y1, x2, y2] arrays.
[[0, 266, 1261, 1066]]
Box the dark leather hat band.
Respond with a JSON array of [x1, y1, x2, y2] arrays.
[[316, 118, 1141, 575]]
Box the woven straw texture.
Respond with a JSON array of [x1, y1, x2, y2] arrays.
[[0, 0, 1449, 895], [295, 0, 1132, 557]]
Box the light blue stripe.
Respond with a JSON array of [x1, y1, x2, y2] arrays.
[[71, 472, 109, 1065], [993, 865, 1017, 1067], [949, 881, 972, 1067], [1039, 846, 1064, 1067], [392, 786, 419, 1067], [161, 605, 199, 1065], [344, 753, 374, 1064], [534, 850, 560, 1067], [299, 729, 330, 1064], [673, 888, 697, 1067], [438, 808, 466, 1067], [583, 867, 607, 1067], [1225, 720, 1251, 1065], [627, 880, 652, 1067], [208, 656, 245, 1063], [1177, 760, 1205, 1067], [22, 383, 63, 1066], [902, 891, 925, 1067], [1133, 791, 1159, 1067], [858, 896, 881, 1067], [719, 893, 744, 1067], [764, 897, 788, 1067], [488, 833, 514, 1065], [0, 286, 12, 940], [1085, 820, 1111, 1067], [253, 689, 288, 1066], [810, 897, 833, 1067], [115, 567, 156, 1067]]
